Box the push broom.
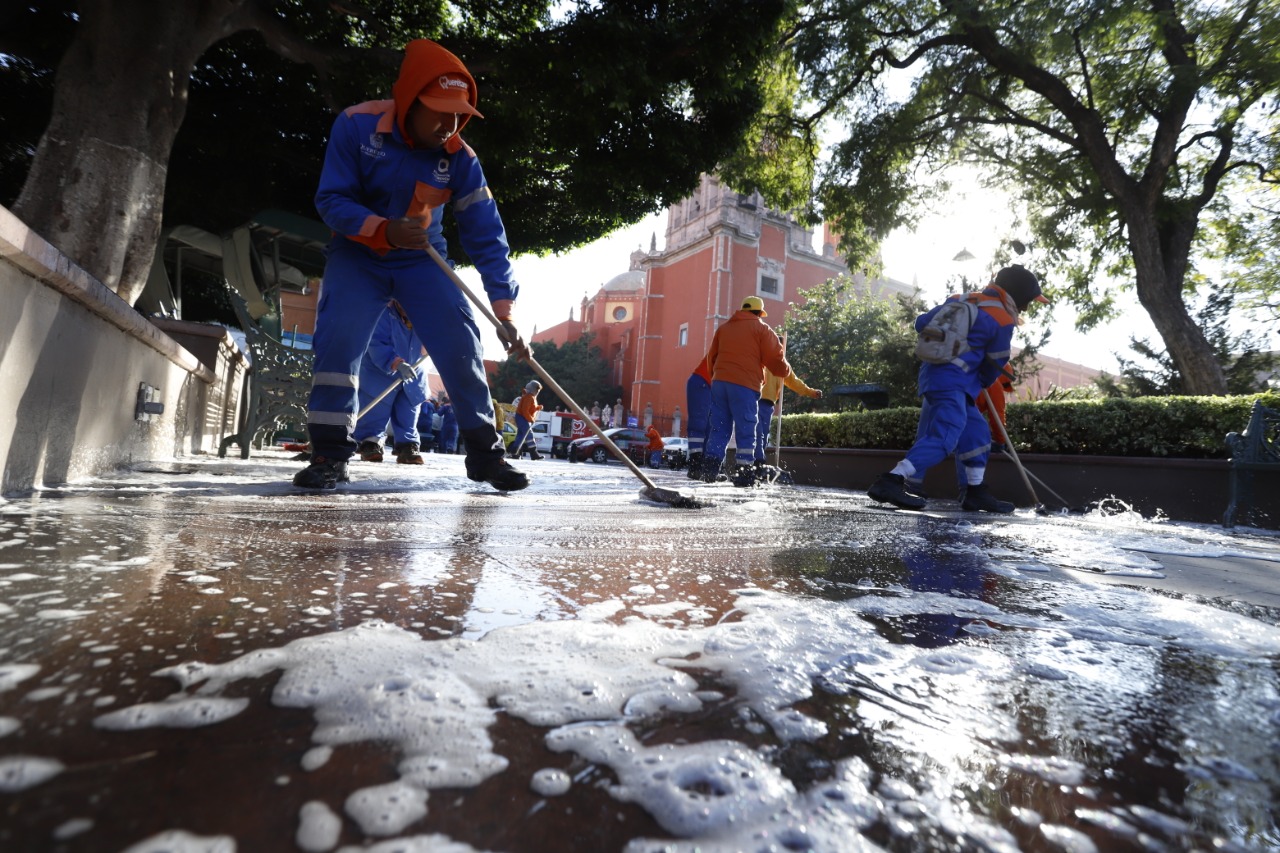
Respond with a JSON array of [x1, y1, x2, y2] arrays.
[[423, 244, 704, 509]]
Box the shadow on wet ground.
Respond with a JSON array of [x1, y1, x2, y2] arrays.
[[2, 450, 1278, 852]]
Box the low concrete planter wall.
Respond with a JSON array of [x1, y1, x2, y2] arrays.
[[778, 446, 1276, 528], [0, 204, 238, 495]]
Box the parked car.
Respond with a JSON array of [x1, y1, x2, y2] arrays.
[[568, 427, 649, 464], [503, 420, 553, 457], [660, 436, 689, 469]]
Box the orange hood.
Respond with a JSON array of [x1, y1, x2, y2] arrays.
[[391, 39, 480, 153]]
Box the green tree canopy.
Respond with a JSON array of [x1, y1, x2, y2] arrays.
[[758, 0, 1280, 395], [777, 276, 925, 411], [489, 334, 620, 415], [0, 0, 786, 305]]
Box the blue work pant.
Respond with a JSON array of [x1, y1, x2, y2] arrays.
[[705, 380, 761, 467], [904, 390, 992, 487], [512, 414, 535, 456], [685, 373, 711, 456], [306, 241, 494, 460], [354, 370, 421, 448], [755, 399, 776, 461]]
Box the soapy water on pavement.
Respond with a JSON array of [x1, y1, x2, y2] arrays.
[[53, 581, 1280, 852], [2, 455, 1279, 851]]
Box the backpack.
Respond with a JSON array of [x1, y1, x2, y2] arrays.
[[915, 298, 979, 365]]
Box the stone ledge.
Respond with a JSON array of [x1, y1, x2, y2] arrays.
[[0, 203, 213, 384]]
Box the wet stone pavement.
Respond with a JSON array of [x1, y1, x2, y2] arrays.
[[1, 450, 1278, 853]]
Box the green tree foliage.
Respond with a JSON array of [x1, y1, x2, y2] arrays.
[[489, 334, 620, 414], [1204, 184, 1280, 327], [777, 276, 924, 411], [767, 0, 1280, 395], [0, 0, 787, 305], [1096, 286, 1278, 397]]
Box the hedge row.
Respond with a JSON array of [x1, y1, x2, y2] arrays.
[[778, 393, 1280, 459]]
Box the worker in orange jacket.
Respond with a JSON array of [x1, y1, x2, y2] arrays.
[[699, 296, 793, 487], [645, 425, 665, 469], [510, 380, 544, 460]]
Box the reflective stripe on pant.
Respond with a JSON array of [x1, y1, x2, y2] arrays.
[[308, 242, 496, 459], [904, 390, 991, 479], [704, 379, 761, 467], [685, 373, 711, 455]]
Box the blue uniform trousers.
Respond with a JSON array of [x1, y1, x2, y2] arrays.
[[705, 380, 761, 467], [307, 241, 494, 460], [904, 390, 992, 487], [354, 365, 422, 448], [685, 373, 711, 456], [512, 414, 535, 456], [755, 399, 776, 461]]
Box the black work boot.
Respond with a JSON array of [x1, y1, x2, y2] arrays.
[[395, 442, 424, 465], [752, 459, 786, 484], [731, 463, 757, 487], [696, 455, 725, 483], [358, 440, 384, 463], [867, 472, 926, 510], [960, 483, 1015, 513], [463, 427, 529, 492], [686, 452, 705, 480], [292, 456, 350, 490]]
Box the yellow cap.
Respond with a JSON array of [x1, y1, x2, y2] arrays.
[[741, 296, 767, 316]]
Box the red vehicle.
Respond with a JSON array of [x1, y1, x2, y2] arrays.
[[537, 411, 595, 459], [567, 427, 651, 464]]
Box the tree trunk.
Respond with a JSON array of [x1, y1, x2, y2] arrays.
[[1125, 210, 1228, 395], [12, 1, 231, 306]]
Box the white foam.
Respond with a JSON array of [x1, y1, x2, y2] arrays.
[[301, 745, 333, 771], [0, 663, 39, 691], [0, 755, 64, 792], [35, 608, 93, 620], [296, 800, 342, 852], [548, 724, 794, 837], [344, 780, 428, 836], [335, 835, 494, 853], [530, 767, 571, 797], [53, 817, 94, 839], [94, 696, 249, 730], [120, 830, 236, 852], [1000, 753, 1087, 786]]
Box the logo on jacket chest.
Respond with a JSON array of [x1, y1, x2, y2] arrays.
[[432, 157, 451, 184], [360, 132, 387, 159]]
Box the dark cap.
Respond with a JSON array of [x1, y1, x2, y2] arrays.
[[994, 265, 1048, 310]]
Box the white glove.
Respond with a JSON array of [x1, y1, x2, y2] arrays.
[[396, 361, 418, 382]]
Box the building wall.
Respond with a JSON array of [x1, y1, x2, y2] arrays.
[[628, 177, 849, 430]]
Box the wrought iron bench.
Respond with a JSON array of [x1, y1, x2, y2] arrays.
[[1223, 401, 1280, 528], [218, 293, 313, 458]]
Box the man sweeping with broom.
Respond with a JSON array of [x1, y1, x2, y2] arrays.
[[867, 265, 1048, 512], [293, 38, 528, 492]]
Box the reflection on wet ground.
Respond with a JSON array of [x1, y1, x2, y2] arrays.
[[1, 451, 1278, 852]]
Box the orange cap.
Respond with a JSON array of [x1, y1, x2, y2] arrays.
[[418, 74, 484, 118]]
